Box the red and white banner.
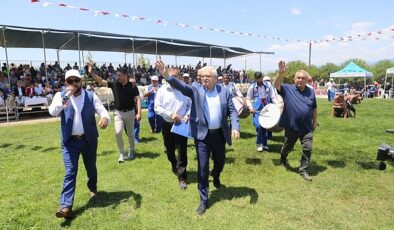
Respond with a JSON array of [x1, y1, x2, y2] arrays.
[[31, 0, 394, 44]]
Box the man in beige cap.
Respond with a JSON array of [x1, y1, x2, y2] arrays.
[[49, 69, 110, 218]]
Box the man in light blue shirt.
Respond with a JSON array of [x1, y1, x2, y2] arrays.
[[156, 60, 240, 215]]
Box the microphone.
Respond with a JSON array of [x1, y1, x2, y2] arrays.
[[62, 90, 73, 102]]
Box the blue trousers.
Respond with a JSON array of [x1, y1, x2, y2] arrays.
[[60, 138, 98, 208], [195, 130, 226, 205], [256, 126, 268, 146], [328, 90, 335, 101], [148, 111, 163, 132], [253, 113, 268, 146], [134, 119, 140, 141]]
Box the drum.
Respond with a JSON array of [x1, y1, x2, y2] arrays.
[[232, 96, 250, 119], [258, 103, 284, 132]]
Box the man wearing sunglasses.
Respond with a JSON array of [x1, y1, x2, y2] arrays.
[[88, 64, 141, 163], [49, 69, 110, 219]]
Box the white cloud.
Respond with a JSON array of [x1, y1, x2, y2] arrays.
[[291, 8, 301, 15], [347, 21, 374, 35]]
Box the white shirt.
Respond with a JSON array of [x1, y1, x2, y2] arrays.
[[35, 86, 44, 96], [48, 90, 110, 135], [327, 81, 335, 91], [246, 82, 277, 109], [154, 84, 191, 122], [17, 87, 23, 97], [204, 87, 222, 129]]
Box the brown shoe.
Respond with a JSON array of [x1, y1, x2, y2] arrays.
[[55, 207, 73, 218]]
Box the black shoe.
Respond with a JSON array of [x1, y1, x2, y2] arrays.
[[213, 177, 221, 189], [196, 202, 207, 215], [280, 158, 290, 168], [300, 171, 312, 181], [179, 180, 187, 190]]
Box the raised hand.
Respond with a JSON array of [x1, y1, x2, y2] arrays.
[[278, 61, 286, 74], [155, 60, 168, 76], [87, 62, 93, 74]]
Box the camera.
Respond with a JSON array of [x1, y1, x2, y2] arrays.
[[376, 130, 394, 170]]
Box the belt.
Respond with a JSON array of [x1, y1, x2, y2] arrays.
[[117, 108, 133, 112], [208, 129, 221, 134], [71, 135, 85, 140]]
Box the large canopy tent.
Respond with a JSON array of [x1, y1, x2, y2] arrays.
[[330, 61, 373, 89], [0, 25, 256, 81]]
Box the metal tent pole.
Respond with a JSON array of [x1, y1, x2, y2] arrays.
[[2, 26, 10, 84], [308, 42, 312, 68], [209, 47, 212, 65], [132, 39, 135, 69], [155, 40, 158, 60], [259, 53, 262, 72], [56, 49, 60, 64], [41, 30, 48, 78], [223, 48, 226, 67], [77, 33, 81, 71]]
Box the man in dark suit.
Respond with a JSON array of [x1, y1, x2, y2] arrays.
[[13, 80, 25, 106], [156, 60, 240, 215]]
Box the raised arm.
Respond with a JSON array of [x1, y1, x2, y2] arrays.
[[155, 60, 193, 97], [274, 61, 286, 92], [88, 63, 108, 87]]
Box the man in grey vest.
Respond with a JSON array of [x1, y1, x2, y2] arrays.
[[49, 69, 110, 218]]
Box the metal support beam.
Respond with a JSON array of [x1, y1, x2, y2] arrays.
[[77, 33, 81, 71], [41, 30, 48, 78], [2, 26, 10, 84]]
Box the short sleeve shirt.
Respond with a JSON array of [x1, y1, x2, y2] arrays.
[[108, 81, 139, 111], [278, 84, 317, 132]]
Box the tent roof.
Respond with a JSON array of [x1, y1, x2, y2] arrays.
[[0, 25, 254, 59], [386, 67, 394, 74], [330, 61, 373, 78]]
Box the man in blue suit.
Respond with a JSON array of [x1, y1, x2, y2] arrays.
[[156, 60, 240, 215]]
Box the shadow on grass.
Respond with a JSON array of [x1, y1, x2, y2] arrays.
[[226, 157, 235, 164], [272, 159, 328, 176], [42, 147, 59, 153], [210, 186, 258, 208], [99, 150, 115, 156], [31, 146, 43, 151], [134, 151, 160, 159], [0, 143, 13, 148], [268, 135, 284, 143], [60, 191, 142, 227], [240, 131, 255, 139], [187, 170, 198, 184], [357, 161, 377, 170], [267, 144, 282, 154], [326, 160, 346, 168], [139, 137, 158, 143], [245, 158, 262, 165], [15, 144, 26, 149]]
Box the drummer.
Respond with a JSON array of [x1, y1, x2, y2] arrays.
[[246, 72, 277, 152]]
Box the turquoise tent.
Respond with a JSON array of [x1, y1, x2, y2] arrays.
[[330, 61, 373, 89]]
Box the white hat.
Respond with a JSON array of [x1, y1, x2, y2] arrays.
[[218, 76, 223, 80], [65, 69, 82, 80], [330, 78, 334, 81], [182, 73, 190, 78], [151, 75, 159, 81], [263, 76, 271, 81]]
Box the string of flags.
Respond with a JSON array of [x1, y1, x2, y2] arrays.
[[31, 0, 394, 44]]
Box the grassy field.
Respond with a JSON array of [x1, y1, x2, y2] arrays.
[[1, 98, 394, 229]]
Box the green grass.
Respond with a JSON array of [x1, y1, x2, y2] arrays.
[[1, 98, 394, 229]]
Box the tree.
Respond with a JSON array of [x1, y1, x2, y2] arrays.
[[137, 54, 150, 68], [371, 60, 394, 82], [317, 63, 339, 80]]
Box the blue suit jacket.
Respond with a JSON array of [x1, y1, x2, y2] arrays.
[[166, 77, 240, 146]]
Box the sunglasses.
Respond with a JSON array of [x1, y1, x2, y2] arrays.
[[66, 78, 81, 84]]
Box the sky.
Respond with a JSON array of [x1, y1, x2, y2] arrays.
[[0, 0, 393, 72]]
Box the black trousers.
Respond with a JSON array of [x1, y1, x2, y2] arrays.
[[280, 129, 313, 173], [195, 129, 226, 204], [161, 121, 188, 181]]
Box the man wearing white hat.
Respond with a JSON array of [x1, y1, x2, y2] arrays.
[[144, 75, 163, 133], [182, 73, 191, 85], [49, 69, 110, 218]]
